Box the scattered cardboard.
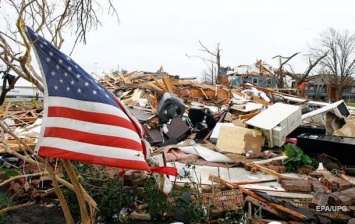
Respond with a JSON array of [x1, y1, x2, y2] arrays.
[[216, 126, 262, 154], [244, 133, 264, 156]]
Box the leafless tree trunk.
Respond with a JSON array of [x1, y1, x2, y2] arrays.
[[187, 41, 221, 84], [272, 52, 300, 88], [309, 27, 355, 100]]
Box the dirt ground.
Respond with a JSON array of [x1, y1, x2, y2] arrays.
[[1, 197, 89, 224], [3, 201, 73, 224], [3, 200, 175, 224]]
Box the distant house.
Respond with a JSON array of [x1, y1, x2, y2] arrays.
[[222, 60, 278, 88], [306, 74, 355, 101]]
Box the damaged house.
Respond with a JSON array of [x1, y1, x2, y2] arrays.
[[306, 74, 355, 102], [223, 60, 277, 88]]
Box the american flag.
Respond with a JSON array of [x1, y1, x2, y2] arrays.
[[25, 26, 177, 175]]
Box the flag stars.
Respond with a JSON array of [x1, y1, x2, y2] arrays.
[[46, 57, 51, 62], [77, 88, 82, 93], [64, 72, 68, 77], [59, 79, 64, 83], [56, 65, 60, 70], [40, 44, 44, 48], [84, 82, 89, 86], [70, 80, 75, 85], [51, 71, 56, 76], [93, 90, 97, 95], [76, 74, 81, 79], [66, 87, 70, 91], [68, 66, 72, 71], [54, 85, 58, 90], [49, 52, 53, 56], [59, 59, 63, 64]]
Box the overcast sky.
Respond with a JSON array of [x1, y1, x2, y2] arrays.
[[4, 0, 355, 85]]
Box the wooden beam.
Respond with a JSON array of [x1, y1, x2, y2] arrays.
[[239, 186, 308, 221], [162, 76, 173, 93]]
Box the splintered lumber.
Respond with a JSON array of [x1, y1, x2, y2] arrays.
[[1, 101, 12, 118], [252, 156, 288, 165], [244, 196, 289, 220], [239, 186, 308, 221], [238, 111, 260, 120], [0, 139, 36, 154], [245, 162, 300, 180], [208, 174, 274, 188], [143, 82, 164, 92], [208, 174, 235, 188], [339, 174, 355, 185], [162, 76, 173, 93], [149, 75, 168, 92], [321, 172, 354, 191]]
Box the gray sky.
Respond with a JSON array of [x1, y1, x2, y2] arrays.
[[4, 0, 355, 85]]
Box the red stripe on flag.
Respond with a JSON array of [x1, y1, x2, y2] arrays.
[[150, 166, 179, 176], [43, 127, 143, 151], [48, 107, 137, 132], [38, 147, 151, 171]]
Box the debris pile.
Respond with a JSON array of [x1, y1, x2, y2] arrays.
[[1, 70, 355, 223]]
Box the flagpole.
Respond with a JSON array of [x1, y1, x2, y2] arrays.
[[62, 159, 91, 223]]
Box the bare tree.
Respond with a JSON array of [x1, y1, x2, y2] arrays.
[[0, 0, 119, 100], [309, 27, 355, 100], [272, 52, 300, 88], [284, 53, 328, 86], [187, 41, 221, 84]]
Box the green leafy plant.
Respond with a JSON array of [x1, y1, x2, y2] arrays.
[[0, 191, 14, 223], [138, 176, 169, 220], [283, 143, 317, 172], [62, 162, 135, 222]]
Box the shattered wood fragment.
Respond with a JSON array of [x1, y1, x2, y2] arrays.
[[0, 139, 36, 153], [143, 82, 164, 92], [149, 74, 168, 92], [245, 196, 289, 220], [309, 180, 329, 193], [239, 186, 309, 221], [245, 162, 298, 180], [329, 192, 353, 206], [321, 172, 354, 192], [162, 76, 173, 93], [311, 191, 329, 206], [264, 164, 286, 173]]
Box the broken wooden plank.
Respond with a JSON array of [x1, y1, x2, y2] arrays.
[[239, 186, 309, 221], [245, 162, 300, 180], [162, 76, 173, 93]]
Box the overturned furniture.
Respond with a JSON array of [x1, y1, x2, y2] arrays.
[[246, 103, 302, 147]]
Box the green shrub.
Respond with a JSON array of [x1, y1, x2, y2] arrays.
[[283, 143, 318, 172]]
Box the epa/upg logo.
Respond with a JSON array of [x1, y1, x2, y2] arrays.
[[316, 205, 348, 212]]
